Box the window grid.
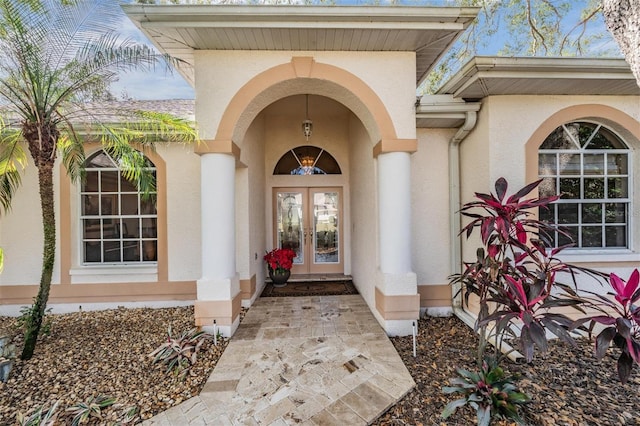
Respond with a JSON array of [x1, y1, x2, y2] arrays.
[[81, 154, 157, 264], [538, 123, 630, 249]]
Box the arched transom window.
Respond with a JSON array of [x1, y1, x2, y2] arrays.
[[273, 146, 341, 175], [81, 150, 157, 264], [538, 122, 630, 249]]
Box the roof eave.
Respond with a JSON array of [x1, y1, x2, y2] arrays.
[[438, 56, 639, 98]]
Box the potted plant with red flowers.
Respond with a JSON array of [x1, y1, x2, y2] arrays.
[[264, 248, 296, 287]]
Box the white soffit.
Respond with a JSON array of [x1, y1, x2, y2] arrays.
[[121, 5, 479, 86], [438, 56, 640, 99]]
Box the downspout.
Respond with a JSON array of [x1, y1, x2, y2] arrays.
[[448, 111, 477, 328], [448, 110, 523, 362]]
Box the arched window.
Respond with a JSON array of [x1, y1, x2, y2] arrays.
[[538, 122, 630, 249], [273, 146, 341, 175], [81, 150, 157, 264]]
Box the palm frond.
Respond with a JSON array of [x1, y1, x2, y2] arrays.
[[0, 128, 27, 215], [100, 128, 156, 198], [57, 119, 85, 184], [129, 110, 198, 144]]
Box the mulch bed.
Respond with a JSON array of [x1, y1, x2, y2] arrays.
[[374, 315, 640, 426], [260, 280, 358, 297], [1, 308, 638, 425]]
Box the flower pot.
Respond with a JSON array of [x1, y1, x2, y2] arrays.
[[269, 268, 290, 287]]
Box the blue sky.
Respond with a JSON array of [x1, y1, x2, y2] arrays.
[[112, 1, 620, 100]]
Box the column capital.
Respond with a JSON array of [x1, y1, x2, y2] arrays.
[[195, 139, 241, 159], [373, 139, 417, 157]]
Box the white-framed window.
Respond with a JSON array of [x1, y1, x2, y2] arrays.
[[538, 122, 630, 249], [81, 150, 157, 264]]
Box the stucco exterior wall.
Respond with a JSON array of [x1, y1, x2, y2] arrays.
[[239, 114, 266, 300], [348, 115, 378, 309], [193, 50, 417, 144], [0, 142, 201, 311], [412, 128, 455, 285], [161, 144, 201, 282], [0, 151, 57, 286], [459, 95, 640, 291]]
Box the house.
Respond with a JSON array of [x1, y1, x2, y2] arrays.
[[1, 5, 638, 338]]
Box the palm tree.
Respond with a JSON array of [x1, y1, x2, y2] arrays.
[[0, 0, 197, 360]]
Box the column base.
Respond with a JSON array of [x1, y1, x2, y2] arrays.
[[195, 275, 241, 337], [378, 319, 420, 337], [374, 271, 419, 336]]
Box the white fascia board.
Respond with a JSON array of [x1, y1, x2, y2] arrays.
[[122, 5, 480, 25]]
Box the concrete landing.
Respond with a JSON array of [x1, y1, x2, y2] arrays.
[[143, 295, 415, 425]]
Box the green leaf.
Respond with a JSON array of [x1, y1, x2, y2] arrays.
[[441, 397, 467, 419], [477, 404, 491, 426]]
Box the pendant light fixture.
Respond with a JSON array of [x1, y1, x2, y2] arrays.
[[302, 94, 313, 141]]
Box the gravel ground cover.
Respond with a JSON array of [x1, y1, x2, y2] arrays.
[[0, 306, 227, 425], [1, 307, 639, 425]]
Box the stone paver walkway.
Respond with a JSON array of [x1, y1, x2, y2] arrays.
[[144, 295, 415, 425]]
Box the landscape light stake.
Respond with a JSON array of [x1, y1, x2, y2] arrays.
[[412, 321, 417, 357], [213, 319, 217, 346]]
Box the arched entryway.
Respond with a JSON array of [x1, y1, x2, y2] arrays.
[[194, 57, 420, 337], [262, 95, 352, 277]]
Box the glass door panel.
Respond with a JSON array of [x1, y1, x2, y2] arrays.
[[274, 187, 343, 275], [276, 192, 304, 264], [313, 191, 339, 264]]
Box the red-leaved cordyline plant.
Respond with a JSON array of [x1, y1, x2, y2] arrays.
[[452, 177, 605, 364], [573, 269, 640, 383], [445, 177, 608, 424]]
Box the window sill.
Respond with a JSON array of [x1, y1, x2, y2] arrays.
[[555, 250, 640, 263], [71, 265, 157, 275], [70, 265, 158, 284]]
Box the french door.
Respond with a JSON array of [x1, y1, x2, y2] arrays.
[[273, 187, 343, 274]]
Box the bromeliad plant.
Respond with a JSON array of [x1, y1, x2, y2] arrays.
[[66, 395, 116, 426], [444, 177, 606, 424], [16, 401, 59, 426], [442, 357, 530, 426], [149, 326, 211, 379], [263, 248, 296, 273]]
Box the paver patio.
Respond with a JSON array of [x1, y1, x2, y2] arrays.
[[143, 294, 415, 425]]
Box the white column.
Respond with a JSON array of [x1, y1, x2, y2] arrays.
[[196, 152, 240, 337], [378, 151, 412, 274], [376, 150, 418, 337], [200, 152, 236, 282]]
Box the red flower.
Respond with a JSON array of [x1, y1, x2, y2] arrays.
[[263, 248, 296, 272]]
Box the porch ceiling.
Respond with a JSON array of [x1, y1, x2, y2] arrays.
[[121, 5, 479, 87], [438, 57, 640, 100]]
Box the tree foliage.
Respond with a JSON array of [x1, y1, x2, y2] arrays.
[[423, 0, 614, 92]]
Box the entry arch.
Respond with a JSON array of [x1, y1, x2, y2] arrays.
[[215, 57, 400, 149]]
